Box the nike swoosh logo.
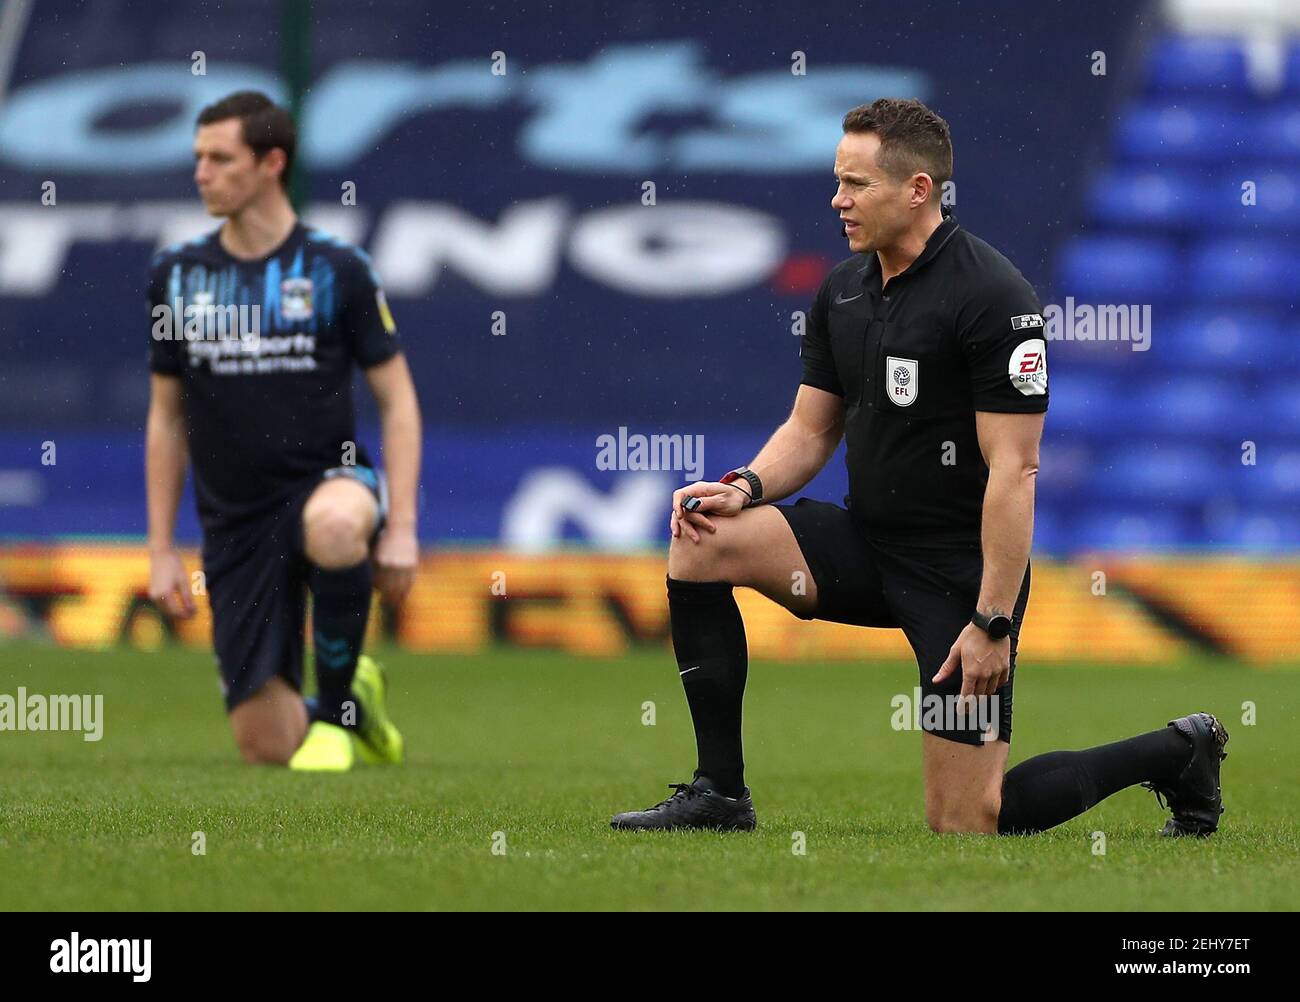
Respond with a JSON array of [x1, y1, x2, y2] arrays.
[[834, 292, 863, 305], [678, 665, 701, 675]]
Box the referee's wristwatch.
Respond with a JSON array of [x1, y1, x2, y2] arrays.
[[720, 467, 763, 507], [971, 609, 1012, 640]]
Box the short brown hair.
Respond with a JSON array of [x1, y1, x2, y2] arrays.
[[196, 91, 296, 190], [842, 98, 953, 196]]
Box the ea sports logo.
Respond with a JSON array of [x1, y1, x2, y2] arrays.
[[1008, 338, 1048, 397]]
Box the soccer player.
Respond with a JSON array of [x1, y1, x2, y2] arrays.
[[611, 98, 1228, 836], [145, 91, 421, 771]]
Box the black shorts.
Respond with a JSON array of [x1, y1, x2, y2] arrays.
[[202, 466, 387, 712], [773, 498, 1031, 745]]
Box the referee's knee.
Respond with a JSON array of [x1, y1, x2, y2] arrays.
[[926, 796, 1000, 835], [667, 526, 735, 583]]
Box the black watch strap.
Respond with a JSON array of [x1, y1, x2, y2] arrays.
[[721, 467, 763, 505], [971, 609, 1012, 640]]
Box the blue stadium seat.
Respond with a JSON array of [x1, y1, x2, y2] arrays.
[[1039, 373, 1121, 433], [1154, 310, 1289, 372], [1030, 506, 1065, 554], [1098, 444, 1229, 502], [1260, 447, 1300, 501], [1037, 440, 1103, 505], [1087, 168, 1209, 229], [1141, 375, 1249, 436], [1057, 236, 1180, 301], [1285, 42, 1300, 97], [1251, 105, 1300, 160], [1205, 509, 1300, 550], [1258, 386, 1300, 433], [1235, 442, 1300, 503], [1187, 238, 1298, 300], [1116, 103, 1253, 162], [1208, 169, 1300, 228], [1071, 508, 1197, 549], [1146, 37, 1251, 97]]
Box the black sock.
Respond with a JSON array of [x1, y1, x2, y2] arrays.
[[307, 560, 372, 731], [997, 725, 1193, 834], [667, 576, 748, 798]]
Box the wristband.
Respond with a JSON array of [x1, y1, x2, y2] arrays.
[[720, 467, 763, 506]]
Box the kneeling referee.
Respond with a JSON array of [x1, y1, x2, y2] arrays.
[[611, 98, 1227, 837]]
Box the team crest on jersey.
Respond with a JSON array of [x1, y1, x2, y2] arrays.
[[280, 277, 314, 321], [886, 356, 918, 407], [1009, 338, 1048, 396]]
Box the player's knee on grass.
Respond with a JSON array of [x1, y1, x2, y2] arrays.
[[923, 735, 1005, 834], [229, 678, 308, 765], [925, 774, 1002, 834], [230, 713, 303, 765], [233, 728, 299, 766], [926, 796, 1001, 835], [303, 497, 371, 569]]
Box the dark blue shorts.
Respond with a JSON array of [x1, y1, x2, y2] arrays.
[[773, 497, 1031, 745], [202, 466, 387, 712]]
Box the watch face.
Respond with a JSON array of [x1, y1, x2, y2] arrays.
[[989, 616, 1012, 640]]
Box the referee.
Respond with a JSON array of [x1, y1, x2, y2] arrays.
[[611, 98, 1228, 836]]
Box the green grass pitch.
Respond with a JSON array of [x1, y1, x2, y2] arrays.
[[0, 641, 1296, 911]]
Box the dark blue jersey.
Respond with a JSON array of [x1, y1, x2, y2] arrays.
[[147, 222, 401, 530]]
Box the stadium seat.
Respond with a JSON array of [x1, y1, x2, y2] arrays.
[[1251, 104, 1300, 159], [1039, 373, 1122, 433], [1098, 443, 1232, 502], [1056, 236, 1180, 301], [1259, 383, 1300, 433], [1115, 102, 1253, 162], [1087, 167, 1210, 229], [1154, 310, 1289, 372], [1205, 509, 1300, 550], [1208, 169, 1300, 228], [1029, 506, 1065, 553], [1235, 442, 1300, 503], [1285, 41, 1300, 97], [1145, 36, 1252, 97], [1071, 508, 1197, 549], [1037, 440, 1102, 505], [1187, 237, 1299, 300], [1141, 375, 1250, 436]]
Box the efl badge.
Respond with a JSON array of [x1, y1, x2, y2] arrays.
[[886, 356, 918, 407], [281, 277, 314, 321], [1009, 338, 1048, 396]]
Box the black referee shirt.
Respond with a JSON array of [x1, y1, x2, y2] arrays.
[[800, 213, 1048, 547]]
